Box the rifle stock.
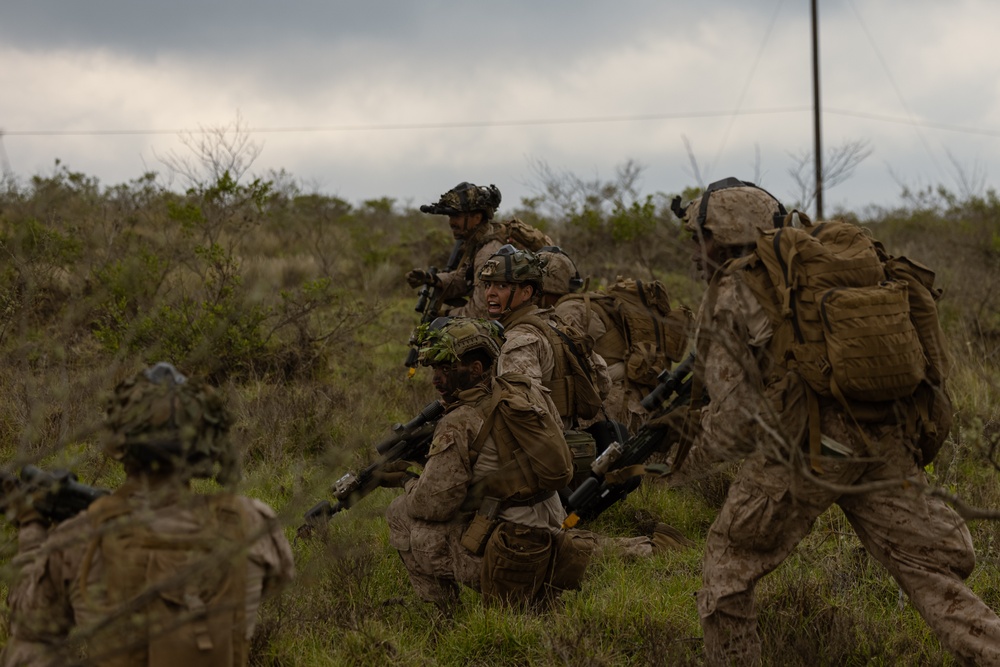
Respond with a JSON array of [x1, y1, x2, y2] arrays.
[[405, 240, 465, 371], [563, 354, 696, 528], [298, 400, 445, 536]]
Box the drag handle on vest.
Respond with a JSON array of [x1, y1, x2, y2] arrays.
[[298, 400, 445, 538]]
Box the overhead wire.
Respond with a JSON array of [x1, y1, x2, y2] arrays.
[[707, 0, 787, 180], [843, 0, 946, 180]]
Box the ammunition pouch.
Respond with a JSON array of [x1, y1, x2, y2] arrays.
[[480, 521, 553, 607], [460, 497, 501, 556], [563, 429, 598, 489], [546, 529, 597, 593]]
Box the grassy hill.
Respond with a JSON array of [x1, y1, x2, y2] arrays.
[[0, 162, 997, 665]]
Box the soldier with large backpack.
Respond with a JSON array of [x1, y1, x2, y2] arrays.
[[2, 363, 294, 667], [678, 177, 1000, 665], [407, 182, 554, 318], [539, 247, 693, 434]]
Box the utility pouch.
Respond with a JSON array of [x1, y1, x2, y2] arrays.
[[481, 521, 553, 607], [460, 497, 501, 556]]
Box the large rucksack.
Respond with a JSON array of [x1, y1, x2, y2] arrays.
[[735, 214, 952, 465], [560, 278, 692, 392]]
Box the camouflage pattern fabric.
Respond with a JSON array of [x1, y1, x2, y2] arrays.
[[437, 229, 505, 318], [2, 481, 293, 667], [687, 272, 1000, 667], [495, 306, 611, 431], [554, 298, 646, 434], [386, 382, 565, 606]]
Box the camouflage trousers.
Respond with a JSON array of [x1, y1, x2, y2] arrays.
[[385, 496, 482, 607], [699, 428, 1000, 666]]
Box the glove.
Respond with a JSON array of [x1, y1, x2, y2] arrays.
[[406, 269, 438, 289], [376, 460, 419, 488]]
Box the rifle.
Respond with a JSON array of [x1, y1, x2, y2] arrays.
[[298, 400, 446, 536], [405, 239, 466, 374], [562, 353, 695, 528], [1, 465, 110, 524]]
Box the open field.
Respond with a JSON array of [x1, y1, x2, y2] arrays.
[[0, 163, 997, 665]]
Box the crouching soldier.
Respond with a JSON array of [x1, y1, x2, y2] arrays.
[[2, 363, 294, 667], [385, 317, 595, 610]]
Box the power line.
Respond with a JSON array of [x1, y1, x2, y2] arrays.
[[1, 107, 811, 137], [825, 108, 1000, 139], [3, 107, 998, 140]]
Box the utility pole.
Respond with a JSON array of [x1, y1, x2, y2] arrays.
[[811, 0, 823, 220]]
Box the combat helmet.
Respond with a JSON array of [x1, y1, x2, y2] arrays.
[[415, 316, 504, 366], [674, 177, 787, 247], [537, 246, 584, 296], [478, 244, 545, 287], [104, 362, 237, 483], [420, 182, 502, 220]]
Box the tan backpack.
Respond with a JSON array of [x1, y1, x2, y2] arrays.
[[513, 311, 605, 422], [558, 279, 692, 393], [499, 218, 554, 252], [737, 216, 951, 465], [471, 373, 574, 497], [78, 492, 250, 667]]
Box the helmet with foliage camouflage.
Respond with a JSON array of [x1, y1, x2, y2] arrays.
[[478, 244, 545, 286], [420, 182, 502, 220], [679, 177, 787, 247], [537, 246, 584, 296], [103, 362, 237, 483], [415, 317, 504, 366]]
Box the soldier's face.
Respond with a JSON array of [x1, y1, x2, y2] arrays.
[[448, 212, 484, 240], [431, 360, 480, 402], [484, 281, 533, 317], [691, 230, 724, 282]]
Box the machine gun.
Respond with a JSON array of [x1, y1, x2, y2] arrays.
[[405, 239, 466, 374], [562, 353, 695, 528], [298, 400, 446, 537], [1, 465, 110, 524]]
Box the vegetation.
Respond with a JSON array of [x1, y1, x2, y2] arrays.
[[0, 149, 997, 665]]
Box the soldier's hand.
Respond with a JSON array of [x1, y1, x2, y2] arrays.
[[406, 269, 438, 289], [376, 460, 419, 488]]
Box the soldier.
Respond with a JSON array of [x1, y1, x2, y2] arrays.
[[384, 317, 571, 609], [478, 247, 689, 553], [679, 178, 1000, 665], [478, 244, 611, 431], [539, 247, 691, 435], [2, 363, 294, 667], [407, 182, 552, 318]]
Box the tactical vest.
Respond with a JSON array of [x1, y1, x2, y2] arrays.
[[77, 490, 250, 667], [502, 307, 604, 422]]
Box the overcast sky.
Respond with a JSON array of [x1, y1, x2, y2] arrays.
[[2, 0, 998, 217]]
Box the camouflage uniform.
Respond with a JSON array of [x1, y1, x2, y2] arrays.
[[437, 222, 508, 318], [386, 380, 565, 605], [553, 298, 646, 434], [496, 304, 612, 431], [2, 363, 294, 667], [690, 270, 1000, 666], [2, 483, 294, 667]]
